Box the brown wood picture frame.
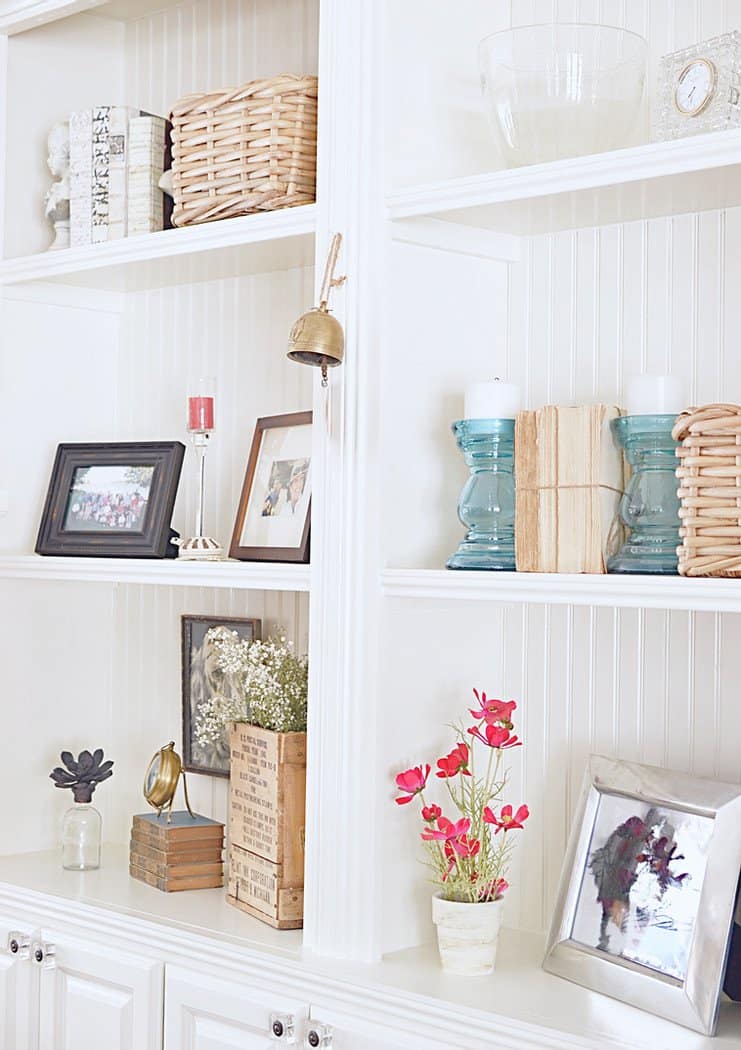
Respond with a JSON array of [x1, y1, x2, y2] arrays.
[[181, 614, 262, 777], [35, 442, 185, 558], [229, 412, 312, 563]]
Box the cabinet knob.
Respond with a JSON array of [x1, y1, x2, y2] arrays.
[[305, 1023, 333, 1048], [31, 941, 56, 969], [7, 932, 31, 960], [270, 1013, 296, 1044]]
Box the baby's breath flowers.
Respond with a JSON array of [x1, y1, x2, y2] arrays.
[[195, 626, 308, 742]]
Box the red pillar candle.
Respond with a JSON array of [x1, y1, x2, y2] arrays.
[[188, 396, 215, 432]]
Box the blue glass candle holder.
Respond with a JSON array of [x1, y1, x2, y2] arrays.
[[607, 414, 680, 575], [447, 418, 515, 571]]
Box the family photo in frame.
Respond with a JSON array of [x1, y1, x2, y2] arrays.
[[36, 442, 185, 559], [230, 411, 312, 563]]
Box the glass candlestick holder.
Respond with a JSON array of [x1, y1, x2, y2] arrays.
[[179, 378, 224, 561], [447, 418, 516, 571], [607, 414, 680, 575]]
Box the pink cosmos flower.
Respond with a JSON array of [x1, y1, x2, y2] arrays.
[[468, 723, 522, 749], [421, 815, 471, 843], [476, 877, 509, 901], [421, 804, 442, 823], [483, 803, 530, 833], [394, 764, 430, 805], [445, 833, 481, 860], [436, 742, 472, 778], [469, 691, 517, 727]]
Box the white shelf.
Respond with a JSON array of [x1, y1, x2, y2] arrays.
[[381, 569, 741, 614], [0, 206, 316, 292], [387, 130, 741, 238], [0, 849, 738, 1050], [0, 847, 302, 960], [0, 555, 311, 591]]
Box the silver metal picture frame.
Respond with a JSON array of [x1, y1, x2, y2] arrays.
[[543, 755, 741, 1036]]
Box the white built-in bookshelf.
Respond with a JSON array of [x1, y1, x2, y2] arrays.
[[3, 1, 741, 1048]]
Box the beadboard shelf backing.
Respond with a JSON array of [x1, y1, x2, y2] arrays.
[[0, 207, 317, 292], [0, 555, 311, 591], [387, 130, 741, 238], [381, 569, 741, 614]]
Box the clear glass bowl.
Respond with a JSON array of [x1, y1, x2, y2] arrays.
[[479, 24, 648, 167]]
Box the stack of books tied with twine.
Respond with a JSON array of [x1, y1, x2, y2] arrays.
[[129, 812, 224, 892], [515, 404, 625, 573]]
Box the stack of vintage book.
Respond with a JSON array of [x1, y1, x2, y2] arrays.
[[129, 812, 224, 892], [69, 107, 170, 245], [515, 403, 624, 574]]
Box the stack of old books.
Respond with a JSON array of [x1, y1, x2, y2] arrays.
[[69, 107, 170, 245], [129, 812, 225, 892], [515, 403, 624, 574]]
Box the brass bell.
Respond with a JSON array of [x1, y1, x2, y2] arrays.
[[287, 233, 346, 386]]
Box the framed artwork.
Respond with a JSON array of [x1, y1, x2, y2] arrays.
[[181, 615, 262, 777], [543, 754, 741, 1035], [36, 442, 185, 558], [229, 411, 312, 563]]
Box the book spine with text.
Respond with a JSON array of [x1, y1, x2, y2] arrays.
[[108, 106, 141, 240], [91, 106, 111, 244], [127, 115, 168, 236], [69, 110, 92, 247]]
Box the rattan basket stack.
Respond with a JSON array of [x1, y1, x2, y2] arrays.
[[170, 73, 318, 228], [674, 404, 741, 577]]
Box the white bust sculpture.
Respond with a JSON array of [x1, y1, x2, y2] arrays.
[[44, 122, 70, 251]]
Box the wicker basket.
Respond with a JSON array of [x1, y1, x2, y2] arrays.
[[170, 73, 318, 228], [673, 404, 741, 577]]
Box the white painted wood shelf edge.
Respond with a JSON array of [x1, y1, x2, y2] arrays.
[[381, 569, 741, 613], [0, 849, 737, 1050], [386, 129, 741, 234], [0, 205, 317, 289], [0, 0, 104, 33], [0, 555, 310, 590]]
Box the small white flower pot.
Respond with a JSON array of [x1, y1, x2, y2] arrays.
[[431, 894, 504, 976]]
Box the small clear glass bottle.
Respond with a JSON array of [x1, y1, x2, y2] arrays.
[[62, 786, 102, 871]]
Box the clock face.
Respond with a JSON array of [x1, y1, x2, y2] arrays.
[[675, 58, 717, 116]]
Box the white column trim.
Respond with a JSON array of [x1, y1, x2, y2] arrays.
[[303, 0, 384, 961]]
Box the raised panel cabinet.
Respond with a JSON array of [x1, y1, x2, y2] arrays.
[[164, 965, 309, 1050], [36, 930, 163, 1050], [0, 923, 37, 1050], [306, 1007, 448, 1050]]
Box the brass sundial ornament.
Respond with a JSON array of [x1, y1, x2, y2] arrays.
[[143, 742, 194, 822]]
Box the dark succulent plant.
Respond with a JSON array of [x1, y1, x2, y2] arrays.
[[50, 749, 114, 804]]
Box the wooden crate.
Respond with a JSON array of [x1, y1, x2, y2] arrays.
[[228, 724, 306, 928], [227, 843, 303, 929]]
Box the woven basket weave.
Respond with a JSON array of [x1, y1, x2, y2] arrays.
[[170, 73, 318, 228], [673, 404, 741, 577]]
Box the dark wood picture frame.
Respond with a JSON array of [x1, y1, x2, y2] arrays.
[[229, 411, 312, 563], [36, 442, 185, 558], [181, 614, 262, 777]]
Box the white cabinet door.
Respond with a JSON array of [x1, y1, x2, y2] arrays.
[[165, 965, 308, 1050], [36, 930, 163, 1050], [0, 923, 38, 1050], [306, 1007, 449, 1050]]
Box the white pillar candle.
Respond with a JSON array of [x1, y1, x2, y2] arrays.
[[464, 379, 522, 421], [625, 375, 685, 416]]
